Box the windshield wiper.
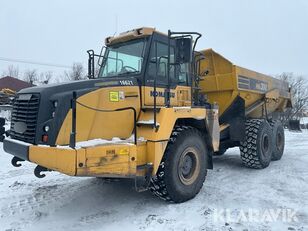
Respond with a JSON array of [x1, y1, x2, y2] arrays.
[[118, 71, 139, 76]]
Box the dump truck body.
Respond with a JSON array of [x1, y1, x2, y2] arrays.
[[197, 49, 291, 152], [199, 49, 291, 118]]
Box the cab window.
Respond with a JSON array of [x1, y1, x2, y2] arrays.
[[178, 63, 190, 85], [146, 42, 174, 85], [146, 41, 189, 86]]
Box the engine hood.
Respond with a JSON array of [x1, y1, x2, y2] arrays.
[[19, 77, 139, 95], [13, 77, 139, 146]]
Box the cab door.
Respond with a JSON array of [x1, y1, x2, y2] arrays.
[[143, 35, 191, 107]]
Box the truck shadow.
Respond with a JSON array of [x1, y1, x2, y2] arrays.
[[31, 176, 165, 214], [212, 151, 244, 171], [29, 152, 245, 215], [25, 151, 246, 221]]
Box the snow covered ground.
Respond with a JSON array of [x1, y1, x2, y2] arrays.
[[0, 130, 307, 231]]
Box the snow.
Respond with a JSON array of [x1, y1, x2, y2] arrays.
[[58, 136, 145, 149], [54, 137, 132, 149], [0, 130, 307, 230], [7, 136, 144, 150], [0, 109, 11, 121], [69, 136, 143, 148], [137, 119, 155, 124], [301, 117, 308, 124], [73, 137, 131, 148]]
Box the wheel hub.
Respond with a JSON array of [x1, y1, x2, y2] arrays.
[[178, 147, 200, 185], [182, 155, 193, 176]]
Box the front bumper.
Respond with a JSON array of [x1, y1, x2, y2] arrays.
[[3, 138, 30, 161], [3, 138, 141, 177]]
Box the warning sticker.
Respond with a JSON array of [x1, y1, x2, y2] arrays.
[[109, 91, 119, 102]]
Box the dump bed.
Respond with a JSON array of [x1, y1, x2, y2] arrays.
[[198, 49, 292, 118]]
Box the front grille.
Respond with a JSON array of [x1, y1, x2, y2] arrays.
[[10, 94, 40, 143]]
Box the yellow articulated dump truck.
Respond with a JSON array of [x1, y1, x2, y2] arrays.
[[2, 28, 291, 203]]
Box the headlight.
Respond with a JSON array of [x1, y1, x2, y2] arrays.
[[44, 125, 50, 132]]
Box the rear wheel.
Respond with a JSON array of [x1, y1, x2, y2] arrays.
[[270, 120, 285, 161], [239, 119, 273, 169], [150, 126, 208, 203]]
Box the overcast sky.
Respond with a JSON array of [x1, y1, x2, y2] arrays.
[[0, 0, 308, 79]]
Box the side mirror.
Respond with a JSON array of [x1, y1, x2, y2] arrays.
[[87, 50, 95, 79], [175, 38, 192, 63]]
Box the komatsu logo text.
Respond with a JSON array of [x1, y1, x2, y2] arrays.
[[150, 91, 175, 98]]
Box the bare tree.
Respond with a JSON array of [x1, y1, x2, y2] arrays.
[[277, 72, 308, 123], [39, 71, 53, 84], [64, 63, 86, 81], [53, 74, 66, 83], [24, 69, 38, 85], [2, 65, 20, 78]]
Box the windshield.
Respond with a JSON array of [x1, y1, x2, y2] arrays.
[[99, 39, 146, 77]]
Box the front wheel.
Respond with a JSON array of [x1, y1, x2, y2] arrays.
[[150, 126, 208, 203]]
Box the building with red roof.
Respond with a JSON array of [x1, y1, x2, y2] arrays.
[[0, 76, 34, 92]]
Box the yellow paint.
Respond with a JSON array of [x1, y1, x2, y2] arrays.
[[29, 145, 79, 176], [142, 85, 191, 107], [146, 141, 168, 174], [28, 143, 138, 177], [28, 102, 218, 178], [56, 85, 196, 146], [45, 75, 221, 179], [199, 49, 291, 118], [78, 144, 137, 177], [138, 107, 207, 141], [56, 86, 140, 145]]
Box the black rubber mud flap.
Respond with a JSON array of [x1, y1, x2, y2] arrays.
[[288, 119, 301, 132], [219, 96, 246, 142], [135, 163, 153, 192]]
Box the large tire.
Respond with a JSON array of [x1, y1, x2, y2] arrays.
[[239, 119, 273, 169], [269, 120, 285, 161], [150, 126, 208, 203]]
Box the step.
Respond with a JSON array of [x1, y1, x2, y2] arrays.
[[137, 120, 160, 128]]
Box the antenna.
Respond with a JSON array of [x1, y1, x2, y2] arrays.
[[113, 14, 118, 36]]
